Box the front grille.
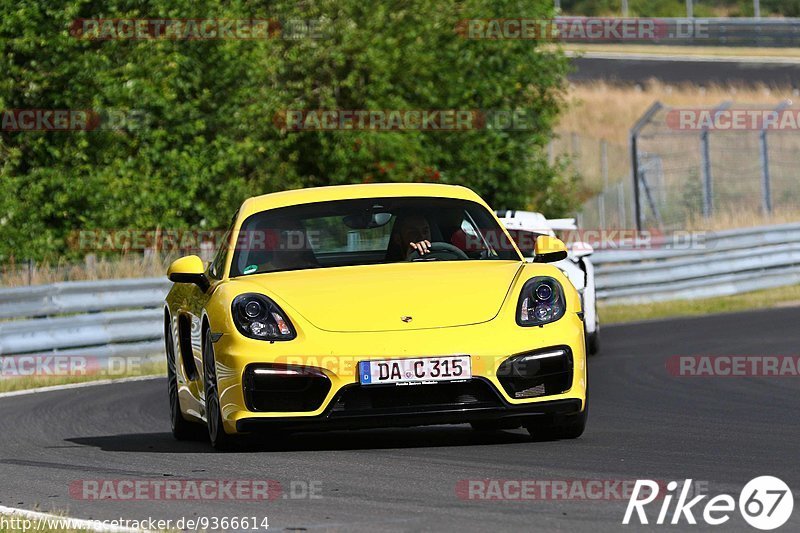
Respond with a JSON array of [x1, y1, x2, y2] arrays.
[[329, 379, 503, 417], [243, 364, 331, 412], [496, 346, 573, 399]]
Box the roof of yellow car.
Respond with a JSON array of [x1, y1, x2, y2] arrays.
[[239, 183, 486, 218]]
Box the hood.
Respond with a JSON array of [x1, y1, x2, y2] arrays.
[[240, 261, 523, 332]]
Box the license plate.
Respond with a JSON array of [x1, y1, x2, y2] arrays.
[[358, 356, 471, 385]]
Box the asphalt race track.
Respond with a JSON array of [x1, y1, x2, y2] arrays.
[[1, 307, 799, 532], [569, 56, 800, 86]]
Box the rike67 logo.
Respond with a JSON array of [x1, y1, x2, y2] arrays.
[[624, 477, 794, 530]]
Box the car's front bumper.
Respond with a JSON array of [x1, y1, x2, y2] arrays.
[[236, 385, 583, 432], [202, 309, 587, 434]]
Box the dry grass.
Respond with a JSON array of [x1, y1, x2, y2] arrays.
[[560, 43, 800, 59], [557, 80, 798, 144], [600, 284, 800, 325], [555, 81, 800, 228], [682, 208, 800, 231], [548, 131, 629, 195], [0, 357, 165, 393], [0, 254, 172, 287]]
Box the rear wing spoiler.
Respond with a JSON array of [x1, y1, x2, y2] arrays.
[[544, 218, 577, 232]]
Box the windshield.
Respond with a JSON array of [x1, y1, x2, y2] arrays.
[[505, 229, 543, 259], [230, 197, 520, 276]]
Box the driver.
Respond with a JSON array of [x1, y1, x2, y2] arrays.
[[388, 214, 432, 260]]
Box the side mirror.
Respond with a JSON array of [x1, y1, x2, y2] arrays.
[[570, 241, 594, 259], [168, 255, 210, 291], [533, 235, 568, 263]]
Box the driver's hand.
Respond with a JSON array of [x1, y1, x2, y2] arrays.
[[409, 240, 431, 256]]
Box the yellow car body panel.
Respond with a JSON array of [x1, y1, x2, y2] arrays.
[[164, 183, 587, 436]]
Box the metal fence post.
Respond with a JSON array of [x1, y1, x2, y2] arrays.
[[700, 101, 732, 220], [700, 130, 713, 219], [630, 102, 663, 231], [759, 129, 772, 216], [598, 193, 606, 229], [601, 139, 609, 189], [759, 100, 790, 216], [631, 133, 641, 230]]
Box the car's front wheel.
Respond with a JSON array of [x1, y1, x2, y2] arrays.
[[202, 328, 238, 451], [470, 421, 502, 432], [586, 328, 600, 355], [166, 320, 200, 440], [526, 401, 588, 441]]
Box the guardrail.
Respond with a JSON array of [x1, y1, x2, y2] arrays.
[[593, 223, 800, 305], [0, 278, 170, 320], [1, 222, 799, 356], [557, 17, 800, 47], [0, 278, 169, 358]]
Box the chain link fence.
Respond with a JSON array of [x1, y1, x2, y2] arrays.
[[577, 179, 635, 230], [578, 101, 800, 230], [547, 133, 633, 229]]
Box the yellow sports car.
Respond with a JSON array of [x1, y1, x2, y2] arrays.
[[165, 183, 587, 449]]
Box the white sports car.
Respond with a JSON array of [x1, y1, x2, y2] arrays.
[[497, 210, 600, 355]]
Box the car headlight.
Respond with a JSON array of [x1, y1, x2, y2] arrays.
[[516, 276, 566, 327], [232, 293, 296, 341]]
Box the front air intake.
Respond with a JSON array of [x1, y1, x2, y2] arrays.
[[243, 364, 331, 412], [496, 347, 573, 399]]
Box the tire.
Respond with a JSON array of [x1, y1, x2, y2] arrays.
[[586, 328, 600, 355], [470, 421, 502, 432], [526, 401, 588, 441], [202, 327, 238, 451], [166, 320, 201, 440]]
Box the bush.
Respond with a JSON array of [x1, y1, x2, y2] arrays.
[[0, 0, 572, 261]]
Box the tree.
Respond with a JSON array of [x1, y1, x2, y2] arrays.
[[0, 0, 573, 261]]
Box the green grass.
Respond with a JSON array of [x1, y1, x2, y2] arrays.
[[600, 284, 800, 325], [0, 358, 165, 394], [560, 43, 800, 59]]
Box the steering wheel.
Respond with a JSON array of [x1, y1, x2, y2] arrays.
[[407, 242, 469, 261]]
